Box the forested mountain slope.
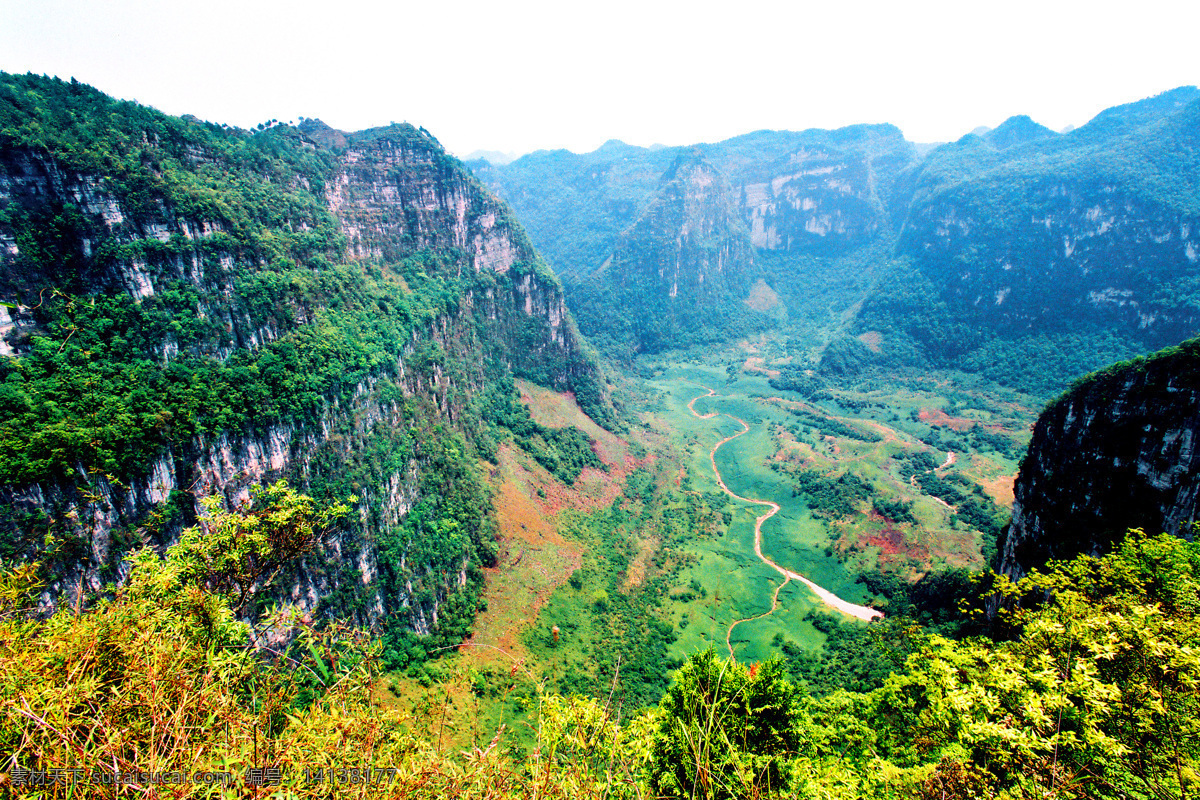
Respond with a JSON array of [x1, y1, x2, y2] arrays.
[[477, 88, 1200, 390], [879, 86, 1200, 365], [567, 153, 761, 353], [0, 73, 608, 654]]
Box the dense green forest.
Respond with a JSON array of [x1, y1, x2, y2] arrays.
[[0, 73, 608, 657]]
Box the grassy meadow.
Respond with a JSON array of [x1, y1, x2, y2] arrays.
[[380, 341, 1038, 730]]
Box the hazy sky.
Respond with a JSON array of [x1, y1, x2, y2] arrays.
[[2, 0, 1197, 158]]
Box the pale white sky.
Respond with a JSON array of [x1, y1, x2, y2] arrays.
[[2, 0, 1196, 158]]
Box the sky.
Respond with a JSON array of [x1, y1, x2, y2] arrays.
[[2, 0, 1197, 159]]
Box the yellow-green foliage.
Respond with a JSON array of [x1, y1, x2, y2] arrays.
[[171, 481, 350, 615], [0, 483, 652, 799], [800, 528, 1200, 799], [4, 500, 1200, 799]]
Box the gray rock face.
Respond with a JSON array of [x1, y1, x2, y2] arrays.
[[1000, 338, 1200, 583], [0, 115, 602, 634], [609, 156, 753, 304], [576, 153, 759, 352]]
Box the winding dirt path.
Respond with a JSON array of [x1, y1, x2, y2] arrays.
[[684, 384, 882, 658], [908, 450, 958, 510]]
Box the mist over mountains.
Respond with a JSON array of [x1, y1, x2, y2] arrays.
[[473, 85, 1200, 391]]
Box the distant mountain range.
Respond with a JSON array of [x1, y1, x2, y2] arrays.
[[471, 87, 1200, 391]]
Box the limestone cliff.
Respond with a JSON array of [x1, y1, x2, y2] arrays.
[[322, 122, 600, 395], [896, 89, 1200, 350], [733, 125, 910, 255], [999, 338, 1200, 583], [572, 153, 759, 352], [474, 125, 914, 279], [0, 74, 607, 645]]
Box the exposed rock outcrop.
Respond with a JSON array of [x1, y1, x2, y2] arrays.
[[999, 338, 1200, 583], [0, 78, 607, 639], [735, 125, 909, 255], [574, 153, 760, 352]]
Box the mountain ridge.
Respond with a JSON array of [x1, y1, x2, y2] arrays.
[[0, 73, 609, 652], [475, 85, 1200, 393]]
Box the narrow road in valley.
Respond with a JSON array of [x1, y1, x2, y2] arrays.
[[684, 383, 882, 658], [909, 450, 957, 510]]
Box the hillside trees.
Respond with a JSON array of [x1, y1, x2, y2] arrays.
[[650, 650, 800, 800], [801, 529, 1200, 798], [3, 522, 1200, 797]]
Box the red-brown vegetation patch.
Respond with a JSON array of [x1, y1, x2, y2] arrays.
[[918, 408, 978, 432], [979, 473, 1016, 507], [460, 387, 661, 663], [862, 511, 924, 559], [514, 379, 656, 515], [493, 451, 569, 549], [769, 428, 821, 470], [856, 418, 901, 444], [517, 379, 628, 466], [460, 446, 583, 663]]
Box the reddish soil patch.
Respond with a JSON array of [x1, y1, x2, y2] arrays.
[[517, 379, 627, 465], [846, 511, 937, 569], [742, 356, 780, 377], [744, 279, 780, 312], [918, 408, 978, 432], [493, 453, 570, 548], [461, 382, 655, 664], [537, 458, 645, 515], [856, 419, 900, 443], [622, 535, 660, 592]]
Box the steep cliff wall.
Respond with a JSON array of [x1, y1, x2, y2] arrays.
[[324, 123, 603, 400], [0, 75, 607, 648], [570, 154, 761, 352], [733, 125, 911, 255], [475, 125, 914, 279], [999, 338, 1200, 582], [894, 91, 1200, 352]]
